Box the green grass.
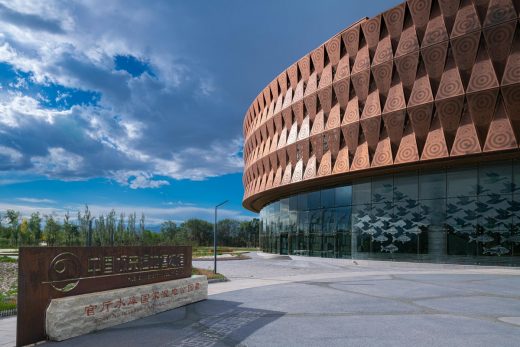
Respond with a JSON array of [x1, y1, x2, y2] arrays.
[[0, 256, 17, 263], [192, 246, 258, 257], [192, 267, 226, 280]]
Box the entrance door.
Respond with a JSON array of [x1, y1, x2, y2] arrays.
[[280, 233, 288, 255]]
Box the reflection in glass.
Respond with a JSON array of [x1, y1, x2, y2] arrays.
[[258, 160, 520, 265]]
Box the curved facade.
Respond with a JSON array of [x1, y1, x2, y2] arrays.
[[243, 0, 520, 265]]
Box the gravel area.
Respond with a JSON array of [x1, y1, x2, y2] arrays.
[[0, 262, 17, 295]]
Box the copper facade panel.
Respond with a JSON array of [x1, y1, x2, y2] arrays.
[[243, 0, 520, 212]]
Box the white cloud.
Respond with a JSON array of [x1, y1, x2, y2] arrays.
[[0, 145, 22, 163], [31, 147, 84, 175], [16, 197, 55, 204]]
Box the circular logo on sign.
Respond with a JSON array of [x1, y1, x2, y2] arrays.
[[48, 252, 82, 292]]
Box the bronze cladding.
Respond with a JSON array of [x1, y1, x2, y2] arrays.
[[242, 0, 520, 212], [16, 246, 192, 346]]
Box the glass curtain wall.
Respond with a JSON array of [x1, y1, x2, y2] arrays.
[[259, 159, 520, 266]]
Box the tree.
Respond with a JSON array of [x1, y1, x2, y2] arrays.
[[160, 221, 178, 243], [63, 212, 74, 246], [106, 210, 116, 245], [182, 219, 213, 246], [20, 218, 29, 245], [28, 212, 42, 245], [44, 215, 61, 246], [5, 210, 20, 247]]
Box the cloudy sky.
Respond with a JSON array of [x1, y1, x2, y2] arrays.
[[0, 0, 400, 226]]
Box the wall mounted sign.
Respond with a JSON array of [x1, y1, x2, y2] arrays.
[[16, 246, 192, 346]]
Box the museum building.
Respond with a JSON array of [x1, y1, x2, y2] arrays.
[[242, 0, 520, 265]]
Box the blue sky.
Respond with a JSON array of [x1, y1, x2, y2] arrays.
[[0, 0, 401, 226]]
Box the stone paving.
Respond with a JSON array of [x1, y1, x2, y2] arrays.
[[2, 253, 520, 346]]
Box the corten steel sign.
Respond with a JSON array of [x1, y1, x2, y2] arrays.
[[241, 0, 520, 212], [16, 246, 192, 346]]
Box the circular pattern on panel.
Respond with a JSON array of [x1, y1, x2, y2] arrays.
[[352, 150, 369, 169], [427, 27, 448, 47], [334, 78, 349, 97], [410, 86, 431, 105], [292, 162, 303, 182], [327, 112, 341, 129], [452, 13, 479, 36], [326, 38, 340, 57], [453, 127, 480, 154], [399, 35, 419, 54], [503, 61, 520, 85], [469, 69, 498, 92], [318, 160, 331, 176], [386, 92, 405, 112], [473, 92, 497, 112], [452, 34, 479, 66], [501, 87, 520, 111], [373, 145, 392, 166], [397, 143, 417, 163], [343, 28, 359, 49], [486, 122, 516, 151], [437, 98, 462, 127], [385, 6, 404, 29], [423, 131, 446, 159], [437, 79, 463, 99], [373, 63, 393, 92], [375, 44, 393, 63], [334, 153, 349, 172], [408, 0, 429, 13], [486, 6, 516, 26], [421, 44, 446, 77]]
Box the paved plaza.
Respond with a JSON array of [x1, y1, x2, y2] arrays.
[[2, 253, 520, 346]]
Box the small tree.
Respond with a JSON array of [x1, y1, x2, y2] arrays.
[[44, 215, 61, 246], [28, 212, 42, 245]]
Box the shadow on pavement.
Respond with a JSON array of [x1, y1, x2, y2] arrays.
[[45, 299, 284, 347]]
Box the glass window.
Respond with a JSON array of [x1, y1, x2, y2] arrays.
[[351, 204, 371, 235], [335, 186, 352, 206], [372, 176, 393, 203], [447, 166, 478, 197], [280, 198, 289, 213], [289, 211, 298, 234], [479, 161, 513, 195], [419, 199, 446, 230], [353, 179, 371, 205], [322, 208, 336, 234], [271, 201, 281, 213], [321, 188, 335, 208], [297, 193, 309, 210], [297, 211, 309, 233], [289, 195, 298, 211], [446, 197, 477, 233], [309, 209, 322, 233], [308, 191, 321, 210], [394, 172, 418, 201], [478, 194, 512, 233], [336, 207, 351, 233], [419, 170, 446, 200]]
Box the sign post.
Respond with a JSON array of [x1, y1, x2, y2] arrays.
[[17, 246, 193, 346]]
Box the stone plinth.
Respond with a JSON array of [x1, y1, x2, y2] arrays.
[[46, 275, 207, 341]]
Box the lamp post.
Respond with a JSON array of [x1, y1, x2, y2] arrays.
[[214, 200, 229, 274]]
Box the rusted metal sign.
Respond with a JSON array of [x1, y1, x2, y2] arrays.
[[16, 246, 192, 346]]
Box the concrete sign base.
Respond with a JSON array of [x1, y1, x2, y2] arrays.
[[46, 275, 207, 341]]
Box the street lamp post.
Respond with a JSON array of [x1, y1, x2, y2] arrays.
[[214, 200, 229, 274]]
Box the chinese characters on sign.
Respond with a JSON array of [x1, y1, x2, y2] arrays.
[[83, 282, 202, 317]]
